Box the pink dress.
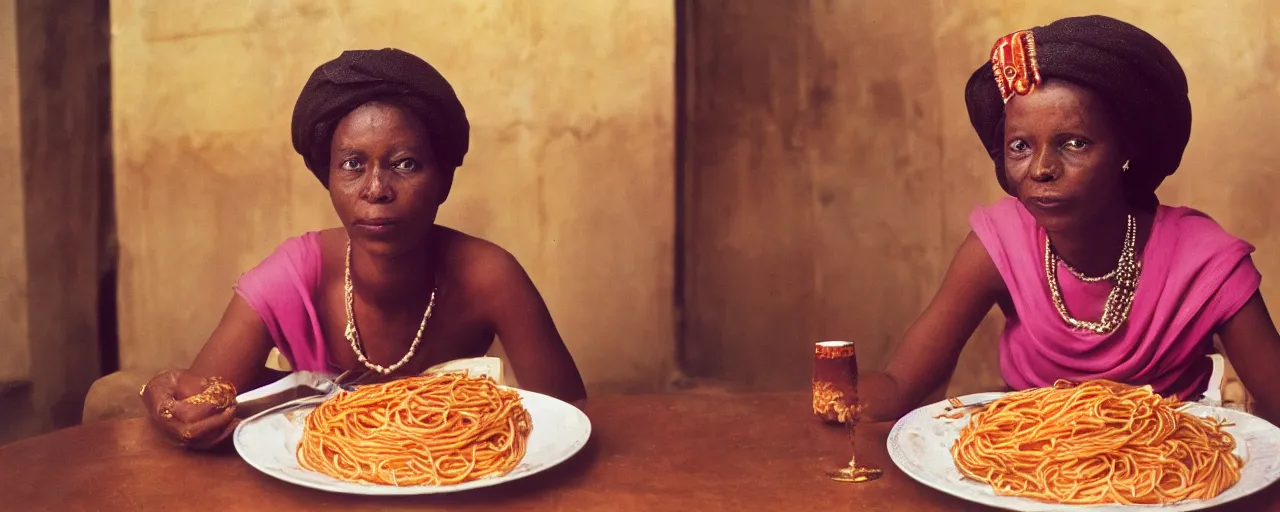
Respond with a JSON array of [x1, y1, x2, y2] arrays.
[[232, 231, 335, 373], [970, 198, 1261, 400]]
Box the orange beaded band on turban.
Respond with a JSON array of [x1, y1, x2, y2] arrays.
[[990, 30, 1042, 104]]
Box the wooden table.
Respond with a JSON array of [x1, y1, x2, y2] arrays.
[[1, 392, 1275, 511]]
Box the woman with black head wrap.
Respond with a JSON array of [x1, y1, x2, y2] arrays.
[[139, 49, 587, 449], [856, 16, 1280, 425]]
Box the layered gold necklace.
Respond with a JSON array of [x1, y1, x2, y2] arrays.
[[1043, 214, 1141, 335], [343, 241, 437, 375]]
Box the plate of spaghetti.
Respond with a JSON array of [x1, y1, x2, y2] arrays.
[[887, 379, 1280, 511], [233, 372, 591, 495]]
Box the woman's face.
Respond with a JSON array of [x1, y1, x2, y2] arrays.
[[1003, 80, 1128, 232], [328, 101, 452, 256]]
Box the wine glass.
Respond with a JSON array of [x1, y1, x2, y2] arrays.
[[813, 341, 882, 483]]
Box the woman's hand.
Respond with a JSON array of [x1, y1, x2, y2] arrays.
[[149, 293, 274, 447], [140, 370, 239, 449]]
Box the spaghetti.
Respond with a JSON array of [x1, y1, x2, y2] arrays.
[[297, 372, 532, 486], [951, 379, 1242, 505]]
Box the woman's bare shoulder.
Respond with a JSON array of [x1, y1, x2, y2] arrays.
[[437, 226, 521, 266], [435, 227, 530, 291]]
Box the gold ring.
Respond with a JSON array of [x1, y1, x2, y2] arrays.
[[159, 397, 176, 419]]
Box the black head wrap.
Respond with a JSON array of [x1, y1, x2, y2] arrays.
[[964, 15, 1191, 210], [291, 48, 470, 188]]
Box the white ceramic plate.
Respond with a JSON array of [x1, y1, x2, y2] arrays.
[[233, 387, 591, 495], [887, 392, 1280, 511]]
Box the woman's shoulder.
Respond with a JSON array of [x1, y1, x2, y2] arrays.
[[235, 230, 326, 295], [438, 226, 523, 266], [260, 230, 325, 269], [1155, 205, 1256, 253], [273, 230, 326, 259], [969, 197, 1032, 224], [233, 230, 330, 372], [969, 196, 1036, 230], [1152, 205, 1262, 327], [967, 197, 1038, 251], [436, 227, 530, 292]]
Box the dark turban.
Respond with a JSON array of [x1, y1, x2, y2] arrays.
[[964, 15, 1191, 210], [291, 48, 470, 187]]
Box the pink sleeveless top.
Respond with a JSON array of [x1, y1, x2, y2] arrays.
[[970, 198, 1261, 400], [232, 232, 334, 372]]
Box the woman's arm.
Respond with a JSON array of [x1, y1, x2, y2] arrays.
[[1217, 291, 1280, 425], [188, 293, 277, 392], [861, 232, 1005, 421], [478, 250, 588, 404]]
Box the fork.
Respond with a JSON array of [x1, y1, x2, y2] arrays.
[[944, 397, 996, 412], [328, 369, 365, 391], [235, 370, 364, 418]]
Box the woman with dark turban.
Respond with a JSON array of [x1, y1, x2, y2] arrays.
[[139, 49, 586, 448], [859, 15, 1280, 424]]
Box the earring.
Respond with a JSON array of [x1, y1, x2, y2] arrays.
[[1122, 160, 1130, 172]]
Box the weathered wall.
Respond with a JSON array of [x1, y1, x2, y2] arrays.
[[683, 0, 1280, 395], [112, 0, 676, 394], [0, 0, 29, 386], [1, 0, 111, 443]]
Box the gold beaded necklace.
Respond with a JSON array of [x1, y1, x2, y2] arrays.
[[1043, 214, 1141, 335], [343, 241, 437, 375], [1061, 260, 1116, 282]]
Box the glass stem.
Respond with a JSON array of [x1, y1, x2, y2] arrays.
[[846, 415, 858, 468]]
